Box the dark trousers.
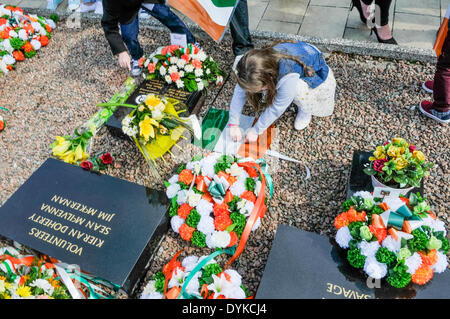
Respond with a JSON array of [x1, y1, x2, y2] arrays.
[[230, 0, 254, 56], [433, 31, 450, 112], [120, 4, 195, 61], [361, 0, 392, 26]]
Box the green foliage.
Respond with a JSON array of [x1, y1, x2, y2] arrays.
[[214, 155, 234, 174], [191, 231, 206, 248], [434, 232, 449, 254], [407, 229, 429, 252], [245, 177, 255, 192], [49, 14, 59, 23], [186, 209, 200, 228], [169, 196, 179, 217], [153, 271, 165, 293], [241, 284, 251, 298], [9, 37, 25, 50], [348, 239, 359, 250], [347, 248, 366, 269], [228, 196, 239, 212], [386, 262, 411, 288], [341, 199, 353, 212], [177, 163, 186, 174], [375, 247, 397, 267], [177, 181, 189, 190], [348, 221, 364, 241], [230, 212, 246, 237]]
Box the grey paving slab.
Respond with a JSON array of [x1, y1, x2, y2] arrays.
[[441, 0, 450, 18], [394, 29, 437, 49], [262, 0, 308, 24], [396, 0, 440, 17], [309, 0, 350, 7], [257, 19, 301, 34], [299, 5, 348, 39], [5, 0, 22, 5], [248, 0, 269, 30], [394, 12, 441, 31], [344, 26, 374, 42], [18, 0, 47, 9]]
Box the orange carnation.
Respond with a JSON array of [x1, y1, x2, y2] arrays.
[[213, 202, 229, 217], [418, 250, 438, 266], [214, 214, 232, 231], [22, 41, 34, 53], [0, 18, 7, 26], [334, 212, 350, 229], [177, 203, 193, 219], [179, 169, 194, 185], [241, 191, 256, 203], [39, 36, 49, 46], [45, 24, 52, 33], [0, 30, 9, 39], [179, 223, 195, 241], [411, 265, 433, 285]]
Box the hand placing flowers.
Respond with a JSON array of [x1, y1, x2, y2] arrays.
[[138, 44, 225, 92]]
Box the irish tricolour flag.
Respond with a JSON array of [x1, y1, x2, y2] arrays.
[[168, 0, 239, 42]]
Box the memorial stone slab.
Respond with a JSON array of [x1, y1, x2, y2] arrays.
[[0, 158, 169, 295], [256, 224, 450, 299]]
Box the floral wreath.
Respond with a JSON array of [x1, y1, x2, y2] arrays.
[[141, 250, 251, 299], [165, 153, 269, 251], [335, 191, 448, 288]]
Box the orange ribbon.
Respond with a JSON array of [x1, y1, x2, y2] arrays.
[[224, 162, 267, 270], [162, 250, 183, 299]]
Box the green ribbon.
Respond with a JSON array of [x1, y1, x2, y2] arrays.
[[256, 158, 273, 199], [396, 205, 413, 218], [208, 180, 226, 199], [178, 248, 235, 299], [1, 260, 16, 281], [387, 211, 405, 230], [68, 270, 120, 299], [0, 107, 10, 112]]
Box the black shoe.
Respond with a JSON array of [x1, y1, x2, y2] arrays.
[[371, 27, 398, 45], [351, 0, 367, 24]]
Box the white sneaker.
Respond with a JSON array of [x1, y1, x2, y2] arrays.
[[131, 59, 142, 77], [294, 107, 312, 130], [232, 54, 243, 72], [94, 1, 103, 14]]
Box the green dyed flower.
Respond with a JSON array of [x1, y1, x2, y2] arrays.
[[348, 221, 364, 241], [347, 248, 366, 269], [186, 209, 200, 228], [191, 231, 206, 247], [228, 196, 239, 212], [341, 199, 353, 212], [386, 263, 411, 288], [375, 247, 397, 267], [230, 212, 246, 237], [359, 225, 373, 241], [407, 229, 429, 252], [397, 247, 412, 261], [245, 177, 256, 192], [200, 263, 223, 286], [153, 271, 165, 293]]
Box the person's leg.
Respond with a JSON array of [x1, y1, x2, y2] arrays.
[[361, 0, 393, 40], [230, 0, 254, 57], [142, 4, 196, 44], [120, 16, 143, 61]]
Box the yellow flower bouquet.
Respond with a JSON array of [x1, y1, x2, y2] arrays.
[[363, 138, 433, 189]]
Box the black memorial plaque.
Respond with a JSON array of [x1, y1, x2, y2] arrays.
[[0, 158, 169, 295], [347, 150, 423, 199], [256, 224, 450, 299], [106, 78, 205, 139]]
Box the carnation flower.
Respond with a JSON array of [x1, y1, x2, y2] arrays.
[[364, 256, 388, 279], [168, 174, 179, 184], [230, 180, 246, 197], [141, 280, 163, 299], [168, 65, 178, 74], [29, 279, 54, 296], [432, 251, 448, 273], [2, 54, 15, 65], [30, 39, 41, 50], [358, 240, 380, 257], [382, 235, 401, 253], [240, 200, 254, 217], [196, 199, 213, 216], [166, 183, 181, 199], [352, 191, 374, 200], [184, 64, 194, 73], [182, 255, 199, 272], [336, 226, 352, 249], [405, 252, 423, 274], [197, 81, 204, 91], [176, 59, 186, 68], [210, 231, 231, 248], [176, 190, 188, 205], [176, 79, 184, 89], [187, 191, 202, 207], [170, 215, 185, 233], [194, 68, 203, 77], [197, 215, 215, 235]]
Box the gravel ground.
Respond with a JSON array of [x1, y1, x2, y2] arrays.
[[0, 19, 449, 298]]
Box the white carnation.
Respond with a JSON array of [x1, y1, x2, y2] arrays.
[[196, 199, 213, 216], [364, 256, 388, 279], [164, 74, 172, 84], [405, 252, 423, 274], [335, 226, 352, 249], [230, 180, 246, 197], [240, 200, 254, 217], [194, 68, 203, 77], [171, 216, 185, 233], [168, 174, 179, 184], [353, 191, 374, 200], [30, 39, 41, 51], [186, 161, 201, 174], [176, 79, 184, 89], [210, 231, 231, 248], [2, 54, 15, 65], [182, 255, 199, 272], [18, 29, 28, 41], [176, 190, 188, 205], [184, 64, 194, 73], [187, 191, 202, 207], [168, 65, 178, 74], [166, 183, 181, 199], [197, 81, 204, 91], [176, 59, 186, 68], [382, 235, 401, 253], [141, 280, 163, 299], [197, 216, 215, 235]]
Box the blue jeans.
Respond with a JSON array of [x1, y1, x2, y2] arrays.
[[120, 4, 195, 61]]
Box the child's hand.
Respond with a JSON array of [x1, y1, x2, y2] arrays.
[[245, 128, 258, 143], [118, 51, 131, 70], [229, 125, 242, 142]]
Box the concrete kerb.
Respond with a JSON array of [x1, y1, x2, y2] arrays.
[[30, 8, 437, 64]]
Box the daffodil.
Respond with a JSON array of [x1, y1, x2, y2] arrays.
[[16, 285, 32, 298], [139, 116, 155, 141], [60, 150, 76, 164], [413, 150, 426, 162], [0, 280, 5, 294], [74, 144, 87, 162], [369, 146, 386, 161], [51, 136, 71, 156], [145, 94, 161, 110]]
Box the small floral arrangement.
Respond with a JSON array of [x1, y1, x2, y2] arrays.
[[141, 253, 251, 299], [165, 153, 267, 249], [0, 4, 57, 75], [363, 138, 433, 189], [0, 247, 70, 299], [335, 191, 448, 288], [138, 44, 224, 92], [80, 152, 114, 172]]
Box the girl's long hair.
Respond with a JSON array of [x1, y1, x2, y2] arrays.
[[233, 41, 314, 112]]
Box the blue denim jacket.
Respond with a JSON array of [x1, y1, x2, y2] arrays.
[[275, 41, 329, 89]]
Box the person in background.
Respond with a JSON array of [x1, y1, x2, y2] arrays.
[[101, 0, 196, 77], [351, 0, 397, 44], [229, 41, 336, 143], [230, 0, 254, 70], [419, 20, 450, 124]]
